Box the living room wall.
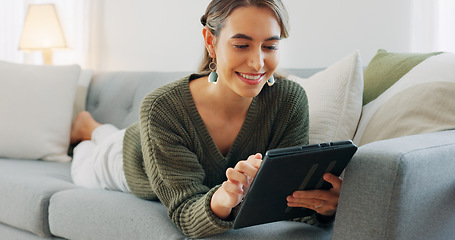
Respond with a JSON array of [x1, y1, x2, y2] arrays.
[[91, 0, 413, 72]]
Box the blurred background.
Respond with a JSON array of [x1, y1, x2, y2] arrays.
[[1, 0, 454, 71]]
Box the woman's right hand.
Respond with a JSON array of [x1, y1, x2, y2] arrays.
[[210, 153, 263, 219]]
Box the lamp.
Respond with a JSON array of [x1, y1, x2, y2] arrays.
[[19, 4, 67, 65]]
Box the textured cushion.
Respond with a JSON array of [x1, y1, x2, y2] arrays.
[[334, 130, 455, 240], [354, 51, 455, 146], [49, 189, 186, 240], [363, 49, 442, 105], [0, 158, 75, 237], [0, 222, 60, 240], [86, 71, 189, 128], [0, 61, 81, 162], [288, 50, 364, 144], [49, 188, 332, 240]]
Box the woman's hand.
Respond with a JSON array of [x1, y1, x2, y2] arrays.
[[286, 173, 342, 216], [211, 153, 263, 219]]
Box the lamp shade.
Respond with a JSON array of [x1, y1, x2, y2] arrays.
[[19, 4, 67, 50]]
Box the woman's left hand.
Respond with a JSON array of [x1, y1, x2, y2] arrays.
[[286, 173, 342, 216]]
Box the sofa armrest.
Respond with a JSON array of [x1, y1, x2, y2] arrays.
[[333, 130, 455, 240]]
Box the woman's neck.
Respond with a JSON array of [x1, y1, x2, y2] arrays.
[[192, 76, 253, 120], [211, 82, 252, 119]]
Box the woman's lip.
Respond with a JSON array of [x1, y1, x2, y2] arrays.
[[236, 72, 265, 85]]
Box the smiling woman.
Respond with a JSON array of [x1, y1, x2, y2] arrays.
[[199, 0, 289, 75], [69, 0, 341, 239], [197, 6, 282, 99]]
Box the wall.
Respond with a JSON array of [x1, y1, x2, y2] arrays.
[[91, 0, 413, 72]]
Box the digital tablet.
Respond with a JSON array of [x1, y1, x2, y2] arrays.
[[232, 140, 357, 229]]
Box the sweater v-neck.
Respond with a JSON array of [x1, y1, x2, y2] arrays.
[[183, 74, 258, 161]]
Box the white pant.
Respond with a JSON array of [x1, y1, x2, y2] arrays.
[[71, 124, 131, 193]]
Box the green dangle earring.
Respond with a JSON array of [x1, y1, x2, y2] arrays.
[[208, 58, 218, 84], [267, 75, 275, 86]]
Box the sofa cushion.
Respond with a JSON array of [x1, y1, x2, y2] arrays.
[[49, 188, 332, 240], [0, 158, 75, 237], [354, 51, 455, 146], [49, 189, 184, 239], [86, 71, 190, 129], [0, 222, 63, 240], [288, 50, 363, 144], [0, 61, 81, 162]]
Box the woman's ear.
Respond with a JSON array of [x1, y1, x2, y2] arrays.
[[203, 27, 216, 58]]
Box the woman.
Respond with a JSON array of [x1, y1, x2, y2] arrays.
[[70, 0, 342, 238]]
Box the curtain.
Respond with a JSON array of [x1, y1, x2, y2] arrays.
[[0, 1, 25, 63], [0, 0, 93, 68], [437, 0, 455, 53], [411, 0, 455, 53]]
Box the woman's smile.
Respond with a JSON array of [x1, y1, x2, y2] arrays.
[[236, 72, 266, 85]]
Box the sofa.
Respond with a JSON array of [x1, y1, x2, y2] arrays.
[[1, 49, 455, 239]]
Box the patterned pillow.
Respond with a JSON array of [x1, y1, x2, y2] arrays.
[[354, 50, 455, 146]]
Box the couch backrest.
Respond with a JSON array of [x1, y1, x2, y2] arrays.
[[86, 68, 323, 129]]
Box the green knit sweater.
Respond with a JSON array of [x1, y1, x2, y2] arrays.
[[123, 74, 310, 238]]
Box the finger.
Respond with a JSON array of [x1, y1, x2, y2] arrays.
[[221, 180, 243, 195], [226, 168, 248, 186], [286, 197, 323, 210], [287, 196, 336, 215], [247, 153, 262, 160], [292, 189, 330, 201], [287, 201, 315, 209], [234, 161, 260, 180], [246, 153, 263, 168], [323, 173, 343, 190], [287, 196, 323, 207]]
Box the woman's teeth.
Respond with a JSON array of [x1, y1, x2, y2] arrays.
[[239, 73, 262, 80]]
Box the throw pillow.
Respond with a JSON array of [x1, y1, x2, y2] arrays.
[[0, 61, 81, 162], [354, 51, 455, 146], [363, 49, 442, 105], [288, 50, 364, 144]]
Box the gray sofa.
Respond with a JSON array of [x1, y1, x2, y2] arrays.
[[1, 68, 455, 240]]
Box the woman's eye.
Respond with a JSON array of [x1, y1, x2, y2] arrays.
[[234, 45, 248, 49], [264, 45, 278, 50]]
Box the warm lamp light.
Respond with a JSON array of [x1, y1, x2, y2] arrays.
[[19, 4, 67, 65]]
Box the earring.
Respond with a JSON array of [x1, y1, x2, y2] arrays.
[[208, 58, 218, 84], [267, 75, 275, 86]]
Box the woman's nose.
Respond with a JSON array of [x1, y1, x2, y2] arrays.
[[248, 48, 264, 72]]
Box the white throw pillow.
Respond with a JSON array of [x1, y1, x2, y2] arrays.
[[0, 61, 81, 162], [288, 50, 364, 144]]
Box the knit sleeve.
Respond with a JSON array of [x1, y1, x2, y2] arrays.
[[139, 86, 232, 238]]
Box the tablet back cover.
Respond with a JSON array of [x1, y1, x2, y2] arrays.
[[233, 141, 357, 229]]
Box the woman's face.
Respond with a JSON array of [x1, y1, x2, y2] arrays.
[[213, 6, 281, 98]]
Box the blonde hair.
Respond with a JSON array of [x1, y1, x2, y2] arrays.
[[198, 0, 290, 74]]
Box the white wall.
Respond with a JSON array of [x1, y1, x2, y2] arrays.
[[91, 0, 413, 72]]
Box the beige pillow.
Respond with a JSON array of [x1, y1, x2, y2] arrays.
[[354, 52, 455, 146], [289, 50, 364, 144], [0, 61, 81, 162]]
